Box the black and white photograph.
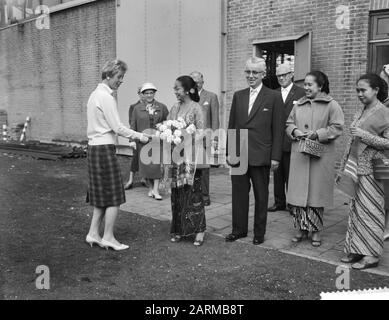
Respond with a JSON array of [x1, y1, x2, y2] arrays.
[[1, 0, 389, 305]]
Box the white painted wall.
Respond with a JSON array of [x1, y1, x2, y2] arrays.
[[116, 0, 225, 150]]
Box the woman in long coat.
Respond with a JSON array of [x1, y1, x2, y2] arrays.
[[286, 71, 344, 247], [131, 83, 169, 200]]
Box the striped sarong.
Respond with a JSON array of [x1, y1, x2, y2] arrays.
[[291, 206, 324, 232], [344, 175, 385, 258]]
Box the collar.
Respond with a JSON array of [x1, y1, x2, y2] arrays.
[[250, 83, 262, 94], [297, 92, 333, 106], [281, 83, 293, 92], [98, 82, 114, 95], [198, 89, 203, 96]]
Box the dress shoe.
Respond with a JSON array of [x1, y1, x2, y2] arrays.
[[341, 253, 364, 264], [100, 239, 129, 251], [124, 183, 133, 190], [253, 237, 264, 245], [268, 204, 286, 212], [170, 235, 182, 243], [352, 258, 379, 270], [85, 235, 104, 248], [225, 233, 247, 242], [292, 230, 308, 243]]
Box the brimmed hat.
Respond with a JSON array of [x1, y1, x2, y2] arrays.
[[140, 83, 157, 93], [276, 63, 293, 76]]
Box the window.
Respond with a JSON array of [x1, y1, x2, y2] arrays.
[[369, 11, 389, 74], [253, 32, 311, 89], [0, 0, 92, 27]]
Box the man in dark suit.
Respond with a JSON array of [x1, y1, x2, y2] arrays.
[[226, 57, 284, 245], [268, 64, 306, 212], [190, 71, 220, 206]]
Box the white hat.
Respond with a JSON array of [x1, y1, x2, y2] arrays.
[[276, 63, 293, 76], [140, 82, 157, 93]]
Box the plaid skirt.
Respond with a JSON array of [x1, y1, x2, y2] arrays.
[[86, 144, 126, 207]]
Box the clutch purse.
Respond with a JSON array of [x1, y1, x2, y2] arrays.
[[298, 138, 324, 158], [373, 158, 389, 180]]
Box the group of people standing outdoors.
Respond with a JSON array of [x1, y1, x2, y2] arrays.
[[85, 57, 389, 271]]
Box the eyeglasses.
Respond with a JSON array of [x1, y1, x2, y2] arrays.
[[244, 70, 263, 76]]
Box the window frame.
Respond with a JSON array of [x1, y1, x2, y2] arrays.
[[368, 10, 389, 73]]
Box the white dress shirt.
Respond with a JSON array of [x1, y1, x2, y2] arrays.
[[281, 83, 293, 103], [87, 83, 143, 146], [248, 83, 262, 115]]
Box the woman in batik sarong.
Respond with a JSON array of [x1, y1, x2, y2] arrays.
[[286, 71, 344, 247], [339, 74, 389, 270], [166, 76, 206, 246]]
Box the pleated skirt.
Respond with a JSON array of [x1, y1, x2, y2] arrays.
[[86, 144, 126, 208]]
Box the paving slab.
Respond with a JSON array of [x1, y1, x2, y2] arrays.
[[124, 168, 389, 276]]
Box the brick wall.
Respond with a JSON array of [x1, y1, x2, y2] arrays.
[[226, 0, 378, 159], [0, 0, 116, 143]]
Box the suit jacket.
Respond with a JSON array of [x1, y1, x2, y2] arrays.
[[129, 100, 142, 126], [130, 100, 169, 132], [228, 84, 284, 166], [278, 84, 306, 152], [199, 89, 220, 130]]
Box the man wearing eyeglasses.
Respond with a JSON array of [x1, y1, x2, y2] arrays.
[[226, 56, 284, 245], [268, 63, 306, 213]]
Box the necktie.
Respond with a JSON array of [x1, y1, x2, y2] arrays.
[[248, 89, 257, 115]]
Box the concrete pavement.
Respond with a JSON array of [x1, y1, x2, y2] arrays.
[[121, 167, 389, 277]]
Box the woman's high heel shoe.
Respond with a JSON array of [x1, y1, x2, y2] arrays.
[[124, 183, 133, 190], [86, 235, 104, 248], [151, 191, 162, 201], [100, 239, 129, 251]]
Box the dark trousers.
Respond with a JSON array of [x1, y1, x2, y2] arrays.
[[130, 146, 139, 173], [273, 152, 290, 207], [231, 165, 270, 238], [199, 168, 210, 201]]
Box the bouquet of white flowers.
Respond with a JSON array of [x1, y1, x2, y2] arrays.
[[158, 117, 201, 193], [156, 117, 197, 145]]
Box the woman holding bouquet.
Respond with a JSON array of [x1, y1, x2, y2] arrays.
[[165, 76, 206, 246], [131, 83, 169, 200]]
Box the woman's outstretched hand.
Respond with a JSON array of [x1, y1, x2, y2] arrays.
[[140, 133, 152, 143]]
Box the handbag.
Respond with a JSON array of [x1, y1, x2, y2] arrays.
[[298, 138, 324, 158], [373, 158, 389, 180]]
